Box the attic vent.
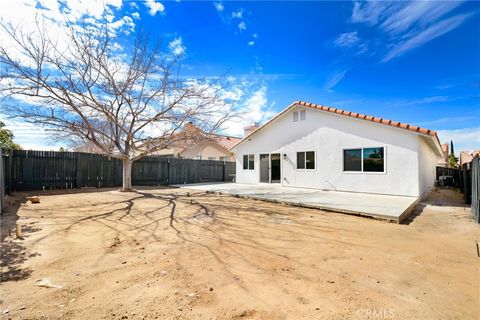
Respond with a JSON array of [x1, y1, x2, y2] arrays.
[[293, 111, 299, 122], [300, 109, 306, 120]]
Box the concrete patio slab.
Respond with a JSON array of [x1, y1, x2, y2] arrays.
[[174, 182, 419, 223]]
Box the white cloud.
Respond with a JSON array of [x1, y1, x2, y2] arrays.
[[219, 83, 275, 137], [253, 33, 258, 38], [325, 70, 347, 91], [381, 1, 464, 35], [417, 116, 477, 127], [437, 127, 480, 154], [238, 21, 246, 31], [382, 13, 473, 62], [334, 32, 360, 48], [144, 0, 165, 16], [247, 40, 255, 46], [351, 1, 397, 25], [0, 0, 135, 66], [131, 12, 140, 20], [350, 0, 472, 62], [0, 118, 65, 150], [232, 9, 244, 19], [214, 2, 224, 12], [168, 37, 186, 56]]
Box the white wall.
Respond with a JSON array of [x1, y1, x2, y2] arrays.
[[235, 106, 436, 197], [418, 136, 438, 196]]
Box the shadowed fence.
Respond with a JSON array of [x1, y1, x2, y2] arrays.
[[436, 155, 480, 223], [1, 150, 236, 192], [0, 148, 4, 213], [470, 156, 479, 223]]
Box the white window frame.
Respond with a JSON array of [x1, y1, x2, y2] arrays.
[[342, 146, 387, 174], [243, 154, 255, 170], [296, 150, 316, 171]]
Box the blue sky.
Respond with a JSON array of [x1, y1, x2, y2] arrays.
[[1, 0, 479, 153]]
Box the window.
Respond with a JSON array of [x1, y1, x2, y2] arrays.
[[300, 109, 306, 120], [208, 157, 216, 160], [293, 110, 306, 122], [243, 154, 254, 170], [344, 149, 361, 171], [219, 156, 230, 161], [297, 151, 315, 170], [343, 147, 384, 172], [363, 147, 384, 172]]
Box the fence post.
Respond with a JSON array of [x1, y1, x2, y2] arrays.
[[222, 161, 226, 181], [7, 151, 12, 193], [0, 148, 4, 213], [167, 159, 170, 185]]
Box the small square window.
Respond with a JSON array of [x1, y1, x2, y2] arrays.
[[300, 109, 306, 121], [297, 151, 315, 170], [243, 154, 254, 170], [293, 111, 299, 122]]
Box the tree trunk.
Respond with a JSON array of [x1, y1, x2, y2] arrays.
[[122, 158, 133, 191]]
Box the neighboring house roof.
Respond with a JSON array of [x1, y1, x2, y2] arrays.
[[460, 150, 480, 166], [231, 100, 443, 154], [441, 143, 448, 153], [438, 143, 449, 166], [170, 123, 241, 155], [212, 134, 242, 150]]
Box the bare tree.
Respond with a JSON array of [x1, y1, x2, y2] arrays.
[[0, 19, 234, 190]]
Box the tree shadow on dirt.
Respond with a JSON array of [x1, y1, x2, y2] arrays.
[[26, 187, 371, 290], [1, 194, 42, 282]]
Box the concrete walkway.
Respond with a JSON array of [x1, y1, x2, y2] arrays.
[[174, 182, 419, 223]]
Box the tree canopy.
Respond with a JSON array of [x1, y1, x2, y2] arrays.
[[0, 121, 21, 151]]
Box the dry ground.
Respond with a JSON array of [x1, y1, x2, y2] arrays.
[[0, 187, 478, 320]]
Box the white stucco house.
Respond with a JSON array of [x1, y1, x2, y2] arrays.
[[231, 101, 443, 197]]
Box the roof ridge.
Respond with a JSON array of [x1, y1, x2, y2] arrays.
[[230, 100, 441, 150], [295, 100, 437, 136]]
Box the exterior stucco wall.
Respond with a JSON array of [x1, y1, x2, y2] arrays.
[[235, 106, 425, 196], [418, 137, 438, 196]]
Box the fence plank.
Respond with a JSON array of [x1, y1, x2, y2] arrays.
[[0, 149, 4, 213], [472, 156, 479, 223]]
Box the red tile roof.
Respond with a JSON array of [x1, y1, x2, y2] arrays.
[[212, 134, 242, 150], [231, 100, 442, 150]]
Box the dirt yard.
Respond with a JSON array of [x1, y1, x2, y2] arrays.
[[0, 187, 478, 319]]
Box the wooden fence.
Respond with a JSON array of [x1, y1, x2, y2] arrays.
[[435, 166, 460, 187], [471, 155, 479, 223], [2, 150, 236, 192], [436, 155, 480, 223]]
